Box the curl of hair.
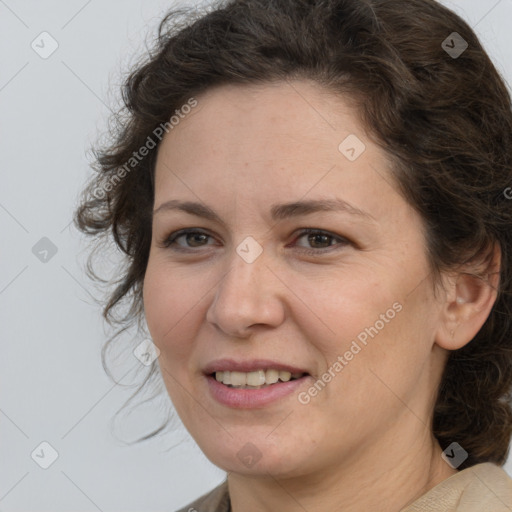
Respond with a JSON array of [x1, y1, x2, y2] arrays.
[[75, 0, 512, 466]]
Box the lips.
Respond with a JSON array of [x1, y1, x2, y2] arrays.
[[202, 358, 312, 408], [205, 372, 311, 408]]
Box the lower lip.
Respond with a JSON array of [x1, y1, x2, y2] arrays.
[[205, 374, 310, 409]]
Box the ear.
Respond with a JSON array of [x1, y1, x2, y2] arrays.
[[435, 244, 501, 351]]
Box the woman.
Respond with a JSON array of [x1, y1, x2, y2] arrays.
[[75, 0, 512, 510]]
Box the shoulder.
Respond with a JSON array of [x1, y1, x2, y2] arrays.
[[402, 462, 512, 512], [174, 480, 230, 512]]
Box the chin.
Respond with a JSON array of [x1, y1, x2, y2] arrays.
[[197, 435, 313, 478]]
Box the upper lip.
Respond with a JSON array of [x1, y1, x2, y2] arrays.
[[203, 358, 309, 375]]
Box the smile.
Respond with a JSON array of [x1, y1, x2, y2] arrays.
[[213, 369, 306, 388], [202, 359, 312, 408]]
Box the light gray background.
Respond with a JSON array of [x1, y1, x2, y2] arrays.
[[1, 1, 511, 511]]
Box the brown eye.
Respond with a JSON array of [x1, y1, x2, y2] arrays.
[[161, 229, 215, 250], [292, 229, 350, 254], [304, 233, 333, 249]]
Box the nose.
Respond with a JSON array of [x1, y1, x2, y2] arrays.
[[206, 246, 286, 338]]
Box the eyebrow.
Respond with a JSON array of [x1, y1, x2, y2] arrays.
[[153, 198, 375, 223]]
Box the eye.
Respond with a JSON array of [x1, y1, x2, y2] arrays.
[[291, 228, 350, 254], [160, 229, 217, 250], [159, 228, 350, 254]]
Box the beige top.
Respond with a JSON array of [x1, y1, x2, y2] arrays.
[[175, 463, 512, 512]]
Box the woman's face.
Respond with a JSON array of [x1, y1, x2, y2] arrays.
[[143, 81, 449, 477]]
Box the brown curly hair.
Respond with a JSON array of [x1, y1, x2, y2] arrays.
[[75, 0, 512, 468]]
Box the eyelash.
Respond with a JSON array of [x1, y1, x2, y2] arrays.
[[159, 228, 350, 255]]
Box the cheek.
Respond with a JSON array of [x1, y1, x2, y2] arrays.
[[291, 271, 400, 355], [142, 260, 199, 357], [298, 270, 433, 397]]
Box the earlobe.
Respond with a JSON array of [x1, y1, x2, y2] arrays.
[[435, 245, 501, 351]]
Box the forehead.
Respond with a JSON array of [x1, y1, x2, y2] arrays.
[[155, 80, 371, 178], [153, 80, 402, 225]]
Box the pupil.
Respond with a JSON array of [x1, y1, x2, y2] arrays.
[[310, 234, 330, 248], [188, 233, 207, 246]]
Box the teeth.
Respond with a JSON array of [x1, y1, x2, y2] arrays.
[[266, 369, 279, 384], [213, 369, 304, 388], [279, 370, 292, 382], [230, 371, 246, 386], [246, 370, 266, 386]]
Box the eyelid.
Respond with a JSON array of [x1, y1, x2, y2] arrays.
[[291, 228, 350, 252], [159, 227, 352, 254], [159, 228, 218, 249]]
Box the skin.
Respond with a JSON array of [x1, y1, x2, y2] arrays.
[[142, 80, 499, 512]]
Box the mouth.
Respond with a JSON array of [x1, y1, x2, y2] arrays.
[[202, 359, 312, 408], [209, 369, 308, 389]]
